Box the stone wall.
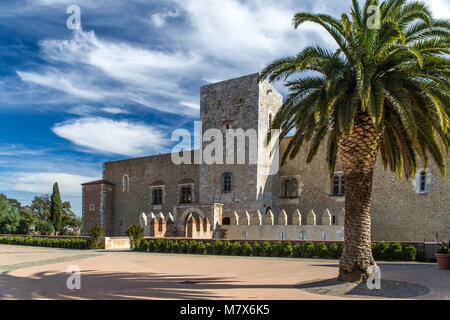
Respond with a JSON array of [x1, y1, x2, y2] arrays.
[[102, 152, 199, 235]]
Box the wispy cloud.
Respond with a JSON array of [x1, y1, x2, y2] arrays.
[[52, 117, 169, 156]]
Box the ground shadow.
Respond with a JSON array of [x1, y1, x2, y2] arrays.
[[0, 269, 299, 300], [296, 278, 430, 299]]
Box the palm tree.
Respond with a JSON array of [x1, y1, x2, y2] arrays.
[[260, 0, 449, 282]]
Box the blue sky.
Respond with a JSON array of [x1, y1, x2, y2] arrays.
[[0, 0, 448, 216]]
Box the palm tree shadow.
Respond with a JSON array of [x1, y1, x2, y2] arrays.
[[0, 270, 299, 300]]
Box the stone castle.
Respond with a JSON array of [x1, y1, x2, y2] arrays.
[[82, 73, 450, 242]]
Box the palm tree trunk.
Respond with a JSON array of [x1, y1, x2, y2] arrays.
[[338, 111, 382, 283]]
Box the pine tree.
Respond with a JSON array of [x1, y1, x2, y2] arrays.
[[50, 182, 62, 235]]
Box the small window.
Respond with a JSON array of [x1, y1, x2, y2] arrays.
[[280, 231, 287, 240], [332, 174, 345, 196], [222, 173, 232, 192], [300, 230, 307, 240], [420, 171, 427, 192], [222, 217, 231, 225], [282, 179, 290, 198], [332, 215, 337, 225], [242, 230, 248, 240], [269, 113, 273, 127], [322, 231, 329, 241], [152, 188, 163, 205], [180, 185, 193, 204], [122, 175, 129, 192], [290, 178, 298, 197], [89, 204, 95, 211]]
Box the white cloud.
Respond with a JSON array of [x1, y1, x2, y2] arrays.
[[101, 107, 130, 114], [52, 117, 168, 156], [9, 172, 99, 196], [17, 69, 109, 101], [150, 9, 180, 27]]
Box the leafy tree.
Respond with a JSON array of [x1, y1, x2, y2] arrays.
[[29, 195, 51, 221], [35, 219, 54, 235], [61, 202, 81, 234], [0, 194, 22, 234], [50, 183, 62, 235], [260, 0, 449, 282]]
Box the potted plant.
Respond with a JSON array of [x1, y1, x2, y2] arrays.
[[435, 243, 450, 270]]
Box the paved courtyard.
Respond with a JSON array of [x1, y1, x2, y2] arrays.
[[0, 244, 448, 300]]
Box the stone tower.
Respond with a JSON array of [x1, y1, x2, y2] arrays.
[[199, 73, 283, 216]]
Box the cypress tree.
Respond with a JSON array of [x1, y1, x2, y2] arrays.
[[50, 182, 62, 235]]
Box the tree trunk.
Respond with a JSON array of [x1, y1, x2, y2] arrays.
[[338, 111, 382, 283]]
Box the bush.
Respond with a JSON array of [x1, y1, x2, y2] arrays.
[[222, 241, 232, 255], [417, 248, 426, 261], [252, 242, 260, 256], [328, 243, 341, 259], [292, 244, 302, 257], [387, 242, 402, 260], [213, 240, 224, 255], [402, 246, 417, 261], [87, 224, 104, 249], [302, 241, 315, 258], [172, 240, 180, 253], [232, 242, 242, 256], [282, 240, 293, 257], [271, 241, 282, 257], [126, 224, 144, 250], [180, 240, 189, 253], [205, 243, 213, 254], [188, 240, 198, 254], [155, 239, 165, 252], [35, 220, 54, 235], [261, 241, 272, 257], [372, 241, 389, 260], [164, 239, 173, 253], [437, 245, 450, 254], [196, 242, 206, 254], [242, 242, 253, 256], [316, 242, 328, 258], [0, 236, 88, 249]]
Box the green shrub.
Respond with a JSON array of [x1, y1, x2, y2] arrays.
[[402, 246, 417, 261], [222, 241, 232, 255], [292, 244, 301, 257], [372, 241, 389, 260], [417, 248, 426, 261], [328, 243, 341, 259], [164, 239, 173, 253], [155, 239, 165, 252], [438, 245, 450, 254], [242, 242, 253, 256], [387, 242, 402, 260], [180, 240, 189, 253], [188, 240, 198, 254], [126, 224, 145, 250], [205, 243, 213, 254], [261, 241, 272, 257], [87, 224, 104, 249], [271, 241, 282, 257], [232, 242, 242, 256], [213, 240, 224, 255], [252, 242, 261, 256], [316, 242, 328, 258], [172, 240, 180, 253], [282, 240, 293, 257], [301, 241, 315, 258], [196, 242, 206, 254]]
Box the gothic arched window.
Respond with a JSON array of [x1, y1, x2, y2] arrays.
[[222, 173, 232, 192], [122, 175, 129, 192]]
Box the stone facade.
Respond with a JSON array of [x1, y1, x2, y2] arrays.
[[82, 73, 450, 242]]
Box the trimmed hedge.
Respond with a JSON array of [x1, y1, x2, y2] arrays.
[[132, 238, 420, 261], [0, 236, 88, 249]]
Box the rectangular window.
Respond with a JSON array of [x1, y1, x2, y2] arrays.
[[90, 204, 95, 211], [332, 175, 345, 196], [152, 188, 163, 204], [180, 186, 192, 204]]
